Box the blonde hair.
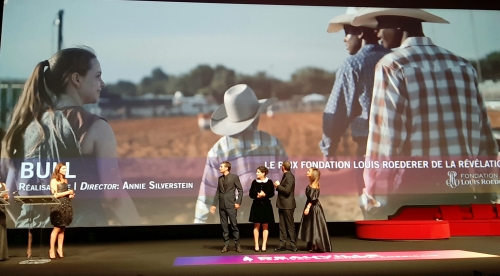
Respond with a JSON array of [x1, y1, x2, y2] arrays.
[[308, 167, 320, 189]]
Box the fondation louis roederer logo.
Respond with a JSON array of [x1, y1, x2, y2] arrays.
[[446, 171, 460, 188]]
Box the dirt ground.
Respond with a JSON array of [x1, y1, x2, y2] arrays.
[[108, 112, 363, 222], [110, 111, 500, 158], [107, 111, 500, 223], [487, 110, 500, 128], [109, 111, 356, 158]]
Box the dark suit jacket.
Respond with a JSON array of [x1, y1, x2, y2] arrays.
[[213, 172, 243, 209], [276, 171, 296, 209]]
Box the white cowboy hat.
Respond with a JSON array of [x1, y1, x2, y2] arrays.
[[210, 84, 277, 136], [351, 8, 449, 27], [327, 7, 378, 33]]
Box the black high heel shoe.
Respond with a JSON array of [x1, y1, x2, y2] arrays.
[[254, 246, 260, 252], [261, 246, 267, 252]]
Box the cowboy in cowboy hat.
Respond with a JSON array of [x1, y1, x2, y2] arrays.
[[210, 84, 276, 136], [326, 7, 379, 54], [194, 85, 289, 231], [351, 8, 449, 49], [320, 7, 391, 220], [351, 8, 499, 217]]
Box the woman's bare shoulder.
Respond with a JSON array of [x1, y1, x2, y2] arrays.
[[81, 118, 117, 157]]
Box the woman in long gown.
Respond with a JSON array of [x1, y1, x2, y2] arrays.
[[49, 163, 75, 259], [298, 167, 332, 252], [248, 166, 275, 252]]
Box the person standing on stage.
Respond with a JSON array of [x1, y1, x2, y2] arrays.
[[248, 165, 275, 252], [49, 163, 75, 259], [0, 181, 9, 261], [274, 161, 297, 252], [210, 161, 244, 253], [298, 168, 332, 253], [0, 128, 9, 261]]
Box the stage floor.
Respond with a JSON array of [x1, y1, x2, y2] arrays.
[[1, 236, 500, 276]]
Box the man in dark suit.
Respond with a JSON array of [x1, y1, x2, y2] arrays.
[[273, 161, 297, 252], [210, 161, 243, 253]]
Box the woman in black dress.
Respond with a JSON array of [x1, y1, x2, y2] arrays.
[[298, 167, 332, 253], [49, 163, 75, 259], [248, 166, 275, 252]]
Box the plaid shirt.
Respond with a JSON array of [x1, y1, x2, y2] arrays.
[[194, 126, 288, 223], [320, 44, 391, 156], [364, 37, 498, 194]]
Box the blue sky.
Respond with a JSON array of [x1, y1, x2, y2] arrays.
[[1, 0, 500, 84]]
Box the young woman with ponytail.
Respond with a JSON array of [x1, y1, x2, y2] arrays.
[[1, 47, 140, 257]]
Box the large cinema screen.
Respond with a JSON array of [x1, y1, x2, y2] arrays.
[[1, 0, 500, 228]]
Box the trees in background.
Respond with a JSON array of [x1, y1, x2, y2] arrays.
[[103, 50, 500, 103], [472, 51, 500, 82], [104, 64, 335, 103]]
